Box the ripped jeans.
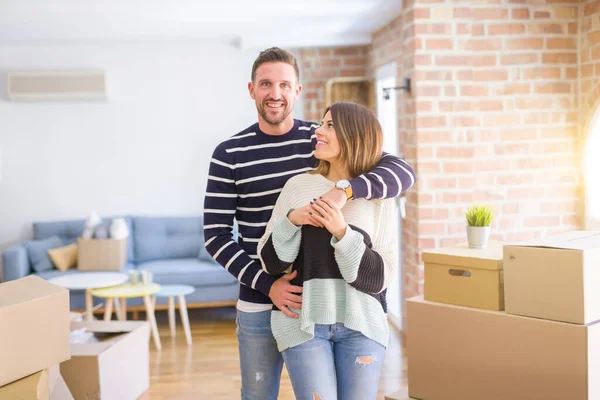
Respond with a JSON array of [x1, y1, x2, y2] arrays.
[[236, 310, 283, 400], [281, 323, 386, 400]]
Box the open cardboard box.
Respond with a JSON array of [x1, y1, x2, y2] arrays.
[[504, 231, 600, 324], [0, 276, 70, 387], [61, 320, 150, 400]]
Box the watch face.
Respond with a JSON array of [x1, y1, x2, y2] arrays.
[[336, 179, 350, 189]]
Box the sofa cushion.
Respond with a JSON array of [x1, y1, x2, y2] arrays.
[[138, 258, 236, 287], [134, 216, 208, 263], [25, 236, 63, 273], [34, 262, 137, 281], [48, 243, 78, 272], [33, 216, 135, 263]]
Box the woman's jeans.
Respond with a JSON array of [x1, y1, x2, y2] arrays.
[[282, 323, 386, 400], [236, 310, 283, 400]]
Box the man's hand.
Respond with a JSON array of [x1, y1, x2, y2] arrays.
[[268, 270, 303, 318], [320, 187, 347, 209], [310, 198, 348, 240], [288, 205, 324, 228]]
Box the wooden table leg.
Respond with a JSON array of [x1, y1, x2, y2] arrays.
[[178, 295, 192, 345], [85, 289, 93, 321], [114, 297, 123, 320], [104, 298, 114, 322], [120, 298, 127, 321], [143, 295, 162, 350], [168, 297, 176, 337]]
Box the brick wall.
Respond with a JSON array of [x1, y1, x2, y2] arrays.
[[581, 1, 600, 141], [298, 0, 584, 305], [297, 46, 369, 123], [408, 0, 582, 298]]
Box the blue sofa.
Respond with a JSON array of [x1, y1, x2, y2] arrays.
[[1, 216, 239, 310]]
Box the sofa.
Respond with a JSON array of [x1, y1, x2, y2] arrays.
[[1, 215, 239, 310]]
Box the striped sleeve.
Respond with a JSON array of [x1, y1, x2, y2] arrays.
[[350, 152, 416, 200], [258, 179, 302, 275], [203, 143, 277, 296], [330, 200, 398, 294]]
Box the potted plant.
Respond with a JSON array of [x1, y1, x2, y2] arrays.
[[465, 204, 493, 249]]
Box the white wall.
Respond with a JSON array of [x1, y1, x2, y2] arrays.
[[0, 41, 306, 252]]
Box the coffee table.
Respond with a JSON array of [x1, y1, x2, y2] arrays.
[[91, 283, 162, 350], [47, 272, 128, 321]]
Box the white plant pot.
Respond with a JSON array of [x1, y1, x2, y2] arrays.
[[467, 226, 491, 249]]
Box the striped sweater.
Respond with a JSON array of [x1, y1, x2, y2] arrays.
[[203, 119, 415, 312], [258, 173, 397, 351]]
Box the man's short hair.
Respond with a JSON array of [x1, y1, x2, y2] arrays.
[[251, 47, 300, 83]]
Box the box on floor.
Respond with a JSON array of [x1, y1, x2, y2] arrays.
[[504, 230, 600, 324], [0, 364, 73, 400], [407, 296, 600, 400], [77, 237, 127, 271], [422, 241, 504, 311], [61, 320, 150, 400], [0, 276, 70, 387]]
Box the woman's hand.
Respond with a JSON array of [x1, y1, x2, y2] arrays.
[[288, 205, 324, 228], [310, 198, 347, 240]]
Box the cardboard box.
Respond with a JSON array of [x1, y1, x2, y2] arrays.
[[0, 276, 70, 387], [384, 388, 414, 400], [77, 237, 127, 271], [50, 375, 74, 400], [0, 365, 59, 400], [504, 231, 600, 324], [407, 296, 600, 400], [423, 241, 504, 310], [60, 320, 150, 400]]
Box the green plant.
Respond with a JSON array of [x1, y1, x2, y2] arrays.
[[465, 204, 493, 227]]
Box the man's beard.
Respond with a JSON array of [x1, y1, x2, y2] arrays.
[[258, 102, 291, 126]]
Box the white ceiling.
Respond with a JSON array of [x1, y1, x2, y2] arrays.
[[0, 0, 403, 49]]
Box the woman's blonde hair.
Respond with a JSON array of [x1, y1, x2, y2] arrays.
[[312, 101, 383, 179]]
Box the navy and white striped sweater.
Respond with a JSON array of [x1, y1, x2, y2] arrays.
[[203, 119, 416, 311]]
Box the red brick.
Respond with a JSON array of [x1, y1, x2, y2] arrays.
[[419, 132, 454, 143], [474, 100, 504, 111], [516, 157, 554, 169], [482, 113, 523, 128], [473, 8, 509, 19], [419, 206, 451, 219], [534, 10, 551, 19], [439, 100, 471, 112], [414, 8, 430, 19], [503, 203, 520, 214], [522, 67, 562, 79], [426, 39, 454, 50], [333, 47, 363, 56], [318, 48, 332, 57], [512, 8, 530, 19], [497, 84, 531, 95], [443, 162, 474, 174], [534, 82, 572, 94], [460, 86, 490, 97], [427, 177, 458, 190], [588, 31, 600, 45], [473, 70, 509, 81], [516, 98, 554, 109], [501, 53, 539, 65], [414, 55, 432, 66], [494, 143, 530, 155], [475, 160, 509, 172], [416, 101, 433, 113], [506, 38, 544, 50], [473, 55, 498, 67], [436, 146, 475, 158], [420, 222, 446, 235], [415, 70, 453, 81], [340, 68, 365, 77], [454, 8, 471, 18], [343, 56, 366, 66], [507, 187, 546, 199], [547, 38, 578, 50], [452, 116, 481, 127], [417, 85, 442, 96], [416, 116, 447, 129], [489, 24, 526, 35], [316, 58, 341, 68], [414, 23, 451, 35], [555, 6, 578, 19], [467, 39, 503, 51], [445, 86, 456, 97], [442, 192, 474, 203], [497, 174, 534, 185], [528, 23, 566, 34]]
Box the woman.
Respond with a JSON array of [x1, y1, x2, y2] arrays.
[[258, 101, 398, 400]]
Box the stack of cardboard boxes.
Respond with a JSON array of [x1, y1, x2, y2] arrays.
[[0, 275, 151, 400], [405, 231, 600, 400], [0, 275, 74, 399]]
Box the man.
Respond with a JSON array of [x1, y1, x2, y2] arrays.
[[204, 47, 415, 400]]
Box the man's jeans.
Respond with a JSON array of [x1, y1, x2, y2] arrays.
[[236, 310, 283, 400], [282, 323, 386, 400]]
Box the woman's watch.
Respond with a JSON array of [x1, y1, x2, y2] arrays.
[[335, 179, 353, 200]]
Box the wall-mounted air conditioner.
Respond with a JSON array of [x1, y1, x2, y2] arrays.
[[7, 70, 107, 101]]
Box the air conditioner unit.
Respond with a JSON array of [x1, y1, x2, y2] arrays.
[[7, 70, 107, 101]]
